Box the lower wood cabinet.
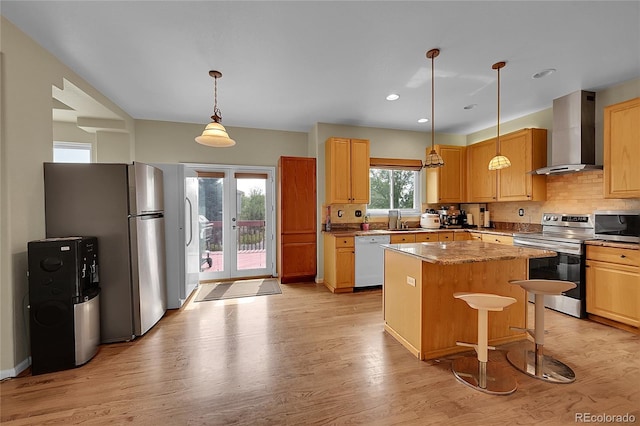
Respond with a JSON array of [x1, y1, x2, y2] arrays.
[[323, 234, 355, 293], [469, 232, 483, 241], [453, 232, 472, 241], [586, 245, 640, 330], [415, 233, 438, 243], [390, 234, 416, 244], [481, 234, 513, 245], [279, 233, 317, 284]]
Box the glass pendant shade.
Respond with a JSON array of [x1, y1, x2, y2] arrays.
[[425, 149, 445, 168], [195, 122, 236, 147], [488, 154, 511, 170]]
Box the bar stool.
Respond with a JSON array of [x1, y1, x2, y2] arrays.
[[452, 292, 518, 395], [506, 279, 576, 384]]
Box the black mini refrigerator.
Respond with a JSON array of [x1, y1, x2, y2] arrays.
[[27, 237, 100, 375]]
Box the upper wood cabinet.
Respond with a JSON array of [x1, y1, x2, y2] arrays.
[[466, 139, 497, 202], [325, 138, 370, 204], [604, 97, 640, 198], [466, 128, 547, 202], [497, 128, 547, 201], [426, 145, 466, 204]]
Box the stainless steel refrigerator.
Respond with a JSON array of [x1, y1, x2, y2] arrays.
[[152, 163, 200, 309], [44, 162, 167, 343]]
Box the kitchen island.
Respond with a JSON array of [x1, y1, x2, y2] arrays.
[[382, 240, 555, 360]]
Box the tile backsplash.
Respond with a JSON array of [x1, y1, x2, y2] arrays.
[[488, 170, 640, 224]]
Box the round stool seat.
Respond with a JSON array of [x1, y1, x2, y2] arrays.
[[454, 292, 516, 311], [508, 279, 576, 295]]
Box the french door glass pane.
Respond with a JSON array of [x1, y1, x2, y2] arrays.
[[235, 177, 267, 271], [199, 176, 224, 273]]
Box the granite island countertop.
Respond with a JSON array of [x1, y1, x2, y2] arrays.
[[382, 240, 556, 265]]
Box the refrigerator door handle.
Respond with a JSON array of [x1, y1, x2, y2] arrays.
[[186, 197, 193, 247]]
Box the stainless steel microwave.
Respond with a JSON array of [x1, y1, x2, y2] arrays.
[[593, 210, 640, 243]]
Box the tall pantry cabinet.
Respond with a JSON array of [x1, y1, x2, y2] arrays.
[[277, 157, 317, 283]]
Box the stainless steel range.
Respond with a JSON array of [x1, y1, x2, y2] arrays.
[[513, 213, 594, 318]]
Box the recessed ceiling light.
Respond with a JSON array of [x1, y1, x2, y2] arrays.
[[386, 93, 400, 101], [532, 68, 556, 79], [463, 104, 477, 110], [418, 118, 429, 123]]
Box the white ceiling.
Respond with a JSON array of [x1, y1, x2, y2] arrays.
[[2, 1, 639, 134]]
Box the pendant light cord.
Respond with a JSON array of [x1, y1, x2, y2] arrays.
[[431, 52, 435, 151], [213, 75, 221, 121], [496, 65, 500, 154]]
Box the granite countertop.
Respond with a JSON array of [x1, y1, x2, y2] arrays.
[[324, 228, 517, 237], [382, 240, 556, 265], [584, 240, 639, 250]]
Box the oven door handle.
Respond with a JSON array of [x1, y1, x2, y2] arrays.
[[513, 239, 580, 255]]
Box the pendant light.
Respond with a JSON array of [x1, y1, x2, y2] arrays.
[[195, 70, 236, 147], [488, 61, 511, 170], [424, 48, 445, 168]]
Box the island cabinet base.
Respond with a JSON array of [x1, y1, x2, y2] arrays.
[[383, 250, 528, 360]]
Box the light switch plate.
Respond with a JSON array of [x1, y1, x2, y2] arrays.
[[407, 276, 416, 286]]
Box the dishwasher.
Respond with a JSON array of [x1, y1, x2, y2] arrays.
[[354, 235, 391, 287]]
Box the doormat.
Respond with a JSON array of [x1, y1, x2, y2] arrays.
[[194, 278, 281, 302]]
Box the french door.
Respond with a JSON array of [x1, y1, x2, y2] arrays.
[[196, 165, 275, 281]]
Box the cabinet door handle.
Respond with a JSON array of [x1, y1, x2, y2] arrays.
[[621, 254, 626, 258]]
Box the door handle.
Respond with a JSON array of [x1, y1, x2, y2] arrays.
[[186, 197, 193, 246]]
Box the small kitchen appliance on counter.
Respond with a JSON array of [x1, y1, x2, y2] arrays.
[[420, 213, 441, 229]]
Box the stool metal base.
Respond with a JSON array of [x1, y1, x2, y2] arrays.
[[507, 348, 575, 383], [452, 357, 517, 395]]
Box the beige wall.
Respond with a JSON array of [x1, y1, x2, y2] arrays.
[[0, 17, 135, 377], [134, 120, 307, 165]]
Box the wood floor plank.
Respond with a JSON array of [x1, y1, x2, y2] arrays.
[[1, 283, 639, 425]]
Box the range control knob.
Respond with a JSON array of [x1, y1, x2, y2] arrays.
[[552, 216, 559, 221], [543, 215, 550, 221]]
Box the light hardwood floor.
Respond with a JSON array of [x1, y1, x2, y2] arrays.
[[1, 283, 639, 425]]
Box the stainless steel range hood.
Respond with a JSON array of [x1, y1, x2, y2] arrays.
[[533, 90, 603, 175]]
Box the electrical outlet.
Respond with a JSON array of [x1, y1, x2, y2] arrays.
[[407, 276, 416, 286], [518, 208, 525, 216], [338, 210, 343, 218], [355, 210, 362, 217]]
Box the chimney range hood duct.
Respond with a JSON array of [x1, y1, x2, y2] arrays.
[[533, 90, 603, 175]]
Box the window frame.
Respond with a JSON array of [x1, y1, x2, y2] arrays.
[[367, 166, 422, 217]]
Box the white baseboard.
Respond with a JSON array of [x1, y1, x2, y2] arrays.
[[315, 277, 324, 284], [0, 356, 30, 380]]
